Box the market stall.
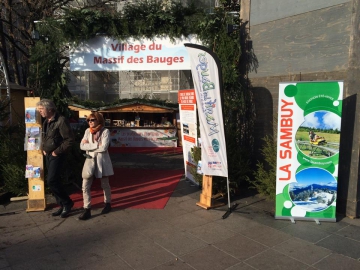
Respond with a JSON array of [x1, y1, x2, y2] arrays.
[[69, 101, 179, 148]]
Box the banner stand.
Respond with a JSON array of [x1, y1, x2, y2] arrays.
[[275, 216, 331, 225], [196, 175, 225, 209], [221, 177, 239, 219], [25, 97, 46, 212], [185, 43, 229, 213], [275, 81, 343, 223]]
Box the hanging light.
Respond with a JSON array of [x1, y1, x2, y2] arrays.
[[31, 30, 40, 40]]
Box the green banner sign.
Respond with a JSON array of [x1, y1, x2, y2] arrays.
[[276, 81, 343, 222]]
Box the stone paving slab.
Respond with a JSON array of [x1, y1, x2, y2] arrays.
[[272, 238, 332, 265], [316, 234, 360, 260], [245, 249, 310, 270], [312, 253, 360, 270], [180, 245, 241, 270], [279, 222, 331, 243]]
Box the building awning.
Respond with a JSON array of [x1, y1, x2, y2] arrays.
[[69, 101, 178, 114]]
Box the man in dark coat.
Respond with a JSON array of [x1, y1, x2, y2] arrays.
[[36, 99, 74, 218]]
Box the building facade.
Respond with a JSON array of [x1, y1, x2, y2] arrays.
[[244, 0, 360, 218]]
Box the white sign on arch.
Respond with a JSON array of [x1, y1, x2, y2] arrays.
[[70, 36, 200, 71]]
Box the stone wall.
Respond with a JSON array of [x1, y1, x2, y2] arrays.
[[246, 0, 360, 217]]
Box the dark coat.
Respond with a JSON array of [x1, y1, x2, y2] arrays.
[[42, 113, 74, 155]]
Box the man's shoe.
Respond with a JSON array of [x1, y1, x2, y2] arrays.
[[101, 203, 112, 214], [78, 208, 91, 220], [51, 207, 63, 217], [60, 201, 74, 218]]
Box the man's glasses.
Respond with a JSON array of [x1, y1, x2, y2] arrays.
[[87, 118, 96, 122]]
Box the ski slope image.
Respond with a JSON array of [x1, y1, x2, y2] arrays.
[[289, 168, 337, 212]]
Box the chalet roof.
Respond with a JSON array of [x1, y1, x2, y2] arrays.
[[68, 101, 178, 113], [0, 82, 31, 91]]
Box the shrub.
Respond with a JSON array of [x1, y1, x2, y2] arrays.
[[246, 134, 277, 199], [0, 124, 28, 196], [189, 146, 202, 185]]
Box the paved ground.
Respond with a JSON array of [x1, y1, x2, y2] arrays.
[[1, 151, 360, 270]]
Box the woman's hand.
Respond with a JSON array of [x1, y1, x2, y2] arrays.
[[82, 139, 89, 144]]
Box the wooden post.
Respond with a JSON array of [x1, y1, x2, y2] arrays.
[[196, 175, 225, 209], [25, 97, 46, 211]]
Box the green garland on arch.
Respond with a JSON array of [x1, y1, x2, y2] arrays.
[[60, 1, 205, 44]]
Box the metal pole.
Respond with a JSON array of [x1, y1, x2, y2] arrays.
[[226, 177, 231, 208], [0, 51, 11, 125], [222, 177, 239, 219]]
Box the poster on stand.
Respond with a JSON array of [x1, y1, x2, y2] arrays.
[[178, 89, 197, 184], [276, 81, 343, 222], [25, 108, 36, 123], [25, 127, 41, 151]]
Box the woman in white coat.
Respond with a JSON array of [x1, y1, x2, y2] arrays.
[[79, 112, 114, 220]]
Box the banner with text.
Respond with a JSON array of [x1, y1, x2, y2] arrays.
[[70, 36, 200, 71], [185, 44, 228, 177], [276, 81, 343, 222], [178, 89, 197, 183]]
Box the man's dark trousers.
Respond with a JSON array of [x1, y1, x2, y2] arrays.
[[45, 154, 73, 207]]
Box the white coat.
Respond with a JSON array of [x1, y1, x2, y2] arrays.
[[80, 128, 114, 179]]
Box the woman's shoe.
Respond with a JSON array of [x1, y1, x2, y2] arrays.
[[78, 208, 91, 220], [101, 203, 112, 214]]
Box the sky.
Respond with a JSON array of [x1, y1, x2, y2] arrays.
[[302, 111, 341, 130], [292, 167, 337, 187]]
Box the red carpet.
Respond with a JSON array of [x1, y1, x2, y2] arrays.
[[71, 168, 183, 209]]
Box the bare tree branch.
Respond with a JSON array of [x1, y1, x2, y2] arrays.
[[1, 0, 113, 86]]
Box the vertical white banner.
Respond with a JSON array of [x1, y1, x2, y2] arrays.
[[178, 89, 197, 183], [184, 44, 228, 177]]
